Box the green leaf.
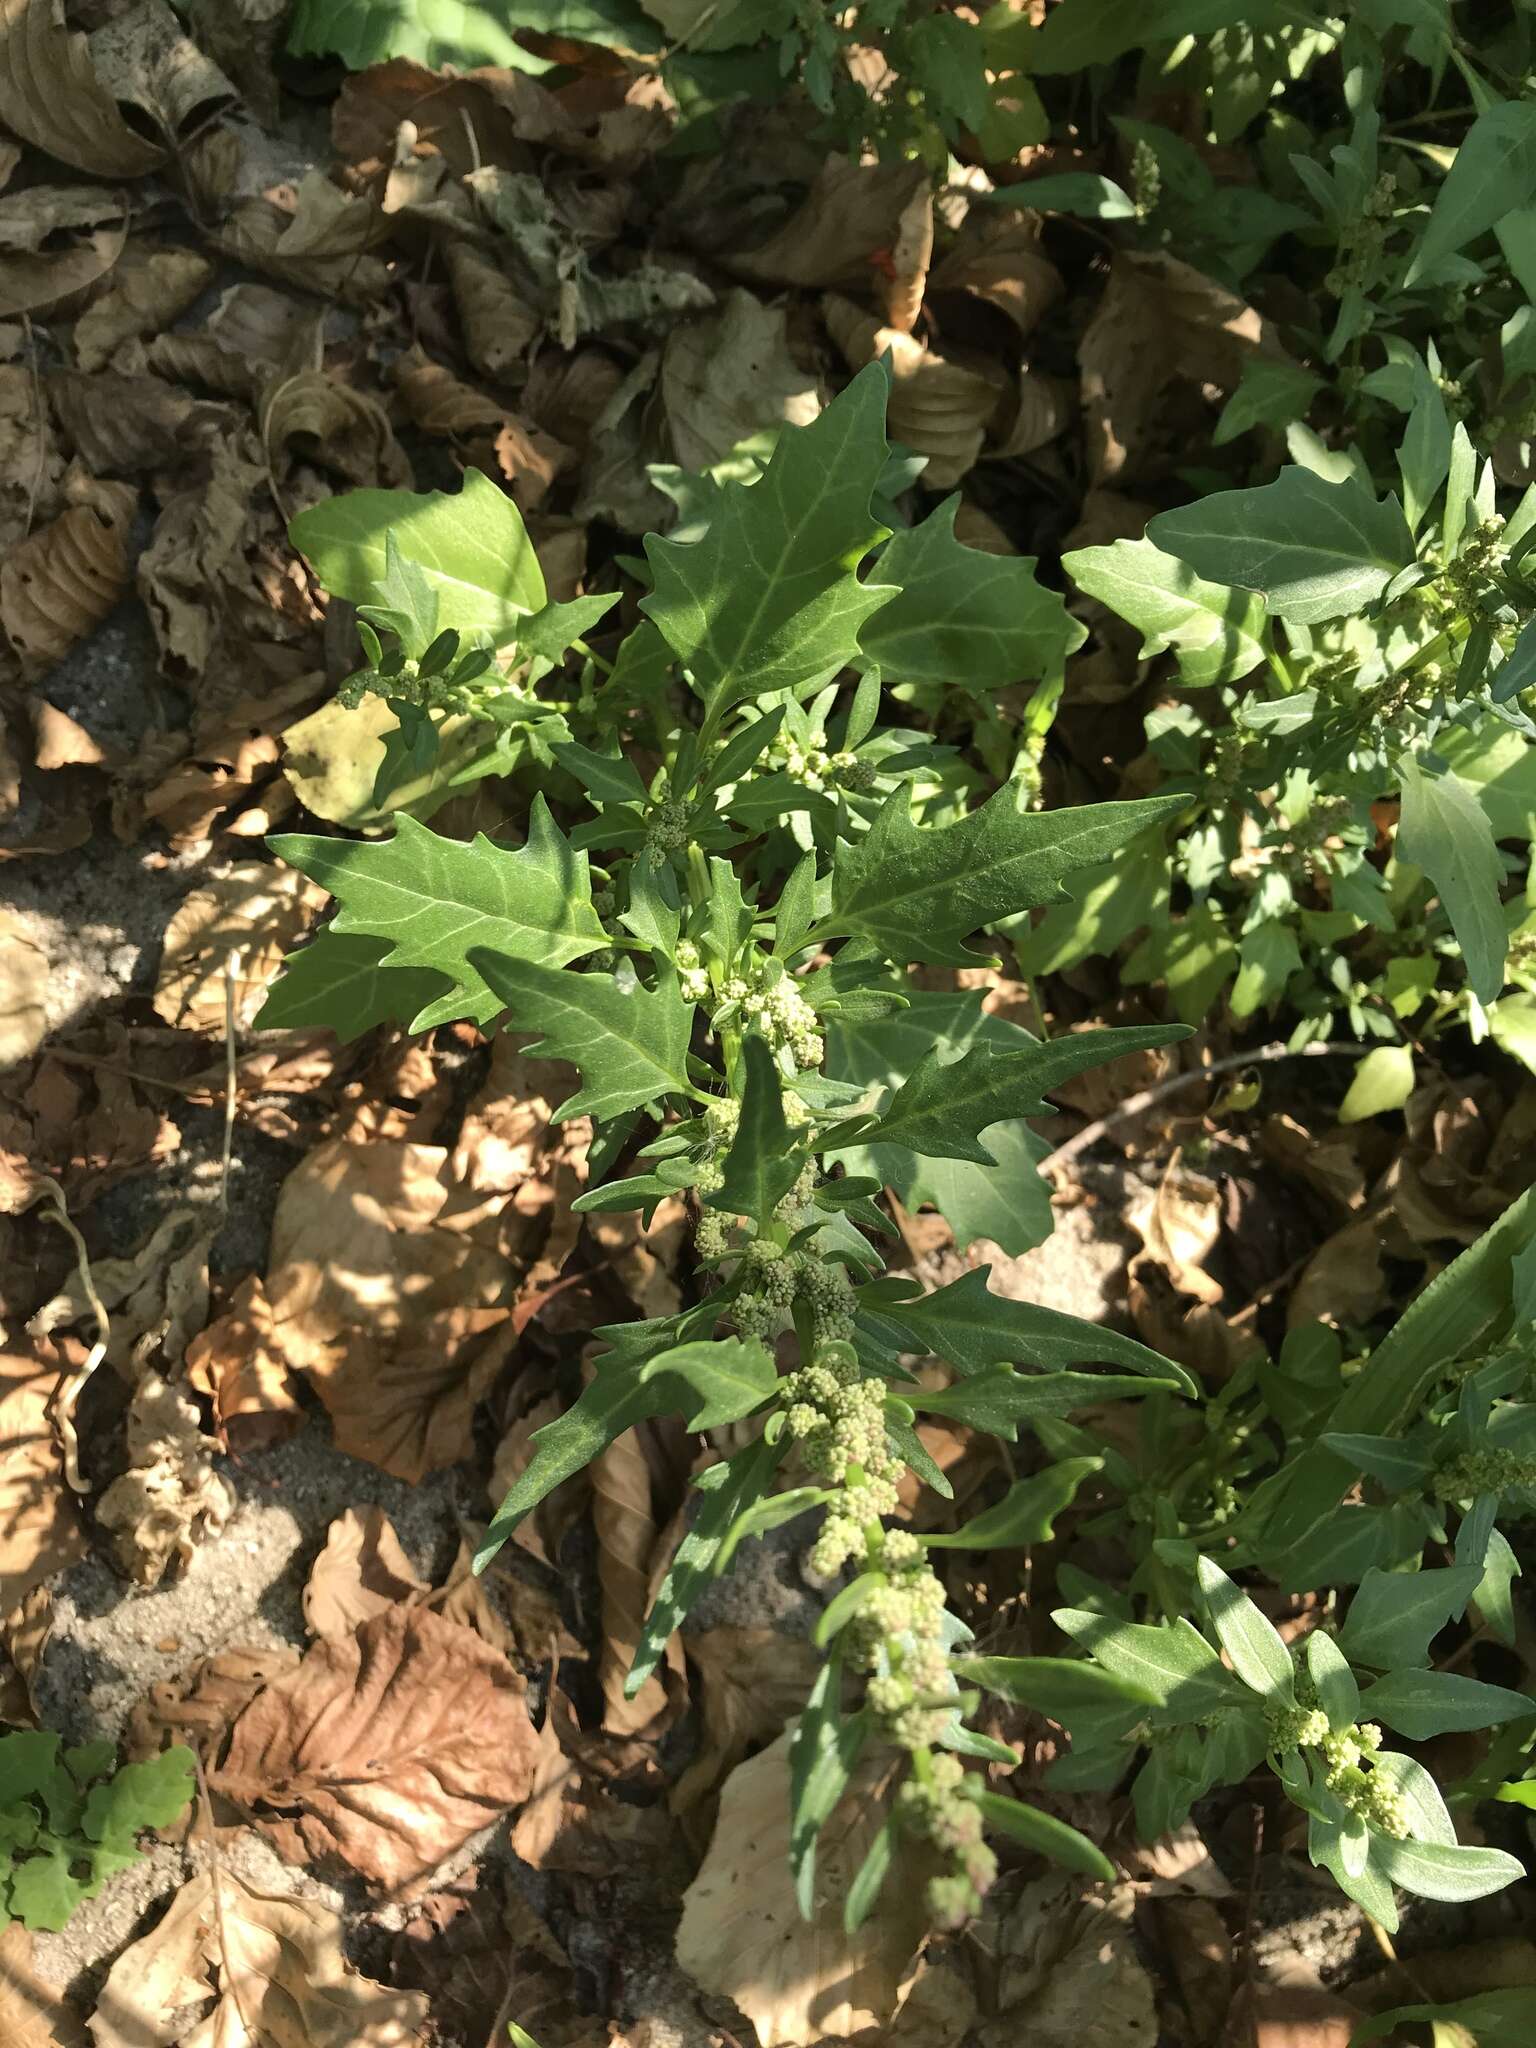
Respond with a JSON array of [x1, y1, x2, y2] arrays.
[[80, 1747, 195, 1844], [1399, 380, 1453, 535], [8, 1846, 88, 1932], [478, 1366, 657, 1560], [862, 497, 1084, 692], [982, 172, 1135, 219], [908, 1368, 1181, 1436], [1052, 1609, 1247, 1721], [638, 1338, 777, 1431], [1028, 0, 1290, 70], [1492, 993, 1536, 1076], [471, 955, 696, 1122], [627, 1438, 782, 1698], [710, 1036, 806, 1218], [951, 1655, 1157, 1715], [1337, 1565, 1484, 1671], [788, 1663, 867, 1918], [1397, 759, 1507, 1006], [1196, 1556, 1295, 1704], [272, 801, 606, 1031], [1065, 537, 1268, 688], [965, 1789, 1115, 1881], [1354, 1990, 1536, 2048], [824, 783, 1186, 966], [288, 470, 544, 644], [1305, 1633, 1359, 1732], [926, 1458, 1102, 1549], [1373, 1835, 1526, 1903], [287, 0, 665, 67], [843, 1813, 897, 1934], [642, 363, 895, 720], [1148, 467, 1414, 625], [521, 591, 622, 667], [256, 930, 452, 1039], [827, 990, 1056, 1256], [1212, 358, 1324, 449], [1357, 1670, 1536, 1739], [1405, 101, 1536, 286], [859, 1267, 1194, 1391], [907, 10, 988, 129], [1230, 922, 1303, 1019], [858, 1023, 1182, 1165], [1337, 1044, 1416, 1123]]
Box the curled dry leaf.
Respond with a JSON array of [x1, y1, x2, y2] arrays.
[[0, 360, 62, 554], [213, 1605, 540, 1891], [303, 1506, 430, 1642], [72, 245, 212, 372], [1, 479, 136, 671], [592, 1422, 670, 1736], [658, 290, 820, 475], [125, 1642, 302, 1763], [88, 0, 237, 147], [731, 155, 930, 287], [0, 0, 163, 176], [0, 1920, 90, 2048], [882, 180, 934, 335], [446, 239, 540, 378], [929, 214, 1063, 343], [824, 294, 1007, 490], [218, 171, 393, 302], [94, 1371, 235, 1586], [981, 1878, 1156, 2048], [0, 1348, 87, 1616], [136, 430, 275, 677], [391, 347, 571, 508], [677, 1731, 930, 2048], [30, 1204, 212, 1373], [183, 1274, 300, 1451], [86, 1868, 430, 2047], [153, 861, 328, 1033], [261, 368, 411, 488], [1, 1584, 57, 1728], [0, 909, 48, 1067]]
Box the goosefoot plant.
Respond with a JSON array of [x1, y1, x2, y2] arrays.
[[0, 1733, 193, 1931]]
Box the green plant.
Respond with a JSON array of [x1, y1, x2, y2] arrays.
[[0, 1734, 194, 1932]]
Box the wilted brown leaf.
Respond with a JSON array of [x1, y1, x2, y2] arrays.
[[214, 1605, 539, 1891], [94, 1370, 235, 1585], [2, 1041, 179, 1213], [125, 1642, 302, 1763], [184, 1273, 301, 1450], [881, 179, 933, 334], [980, 1878, 1156, 2048], [731, 155, 929, 287], [30, 1203, 212, 1374], [0, 909, 48, 1066], [824, 294, 1007, 488], [87, 1869, 430, 2046], [153, 860, 328, 1032], [0, 0, 163, 177], [592, 1422, 670, 1736], [1, 479, 136, 671], [218, 171, 394, 301], [0, 1348, 87, 1616], [304, 1506, 430, 1642], [261, 365, 411, 487], [72, 244, 212, 371], [930, 212, 1063, 342], [0, 1921, 89, 2048], [88, 0, 236, 148], [48, 369, 221, 478], [671, 1626, 819, 1811], [677, 1732, 928, 2048], [659, 290, 820, 474], [446, 239, 540, 379], [391, 347, 570, 508], [1, 1584, 56, 1727]]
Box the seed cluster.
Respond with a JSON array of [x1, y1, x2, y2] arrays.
[[1432, 1446, 1536, 1499], [895, 1755, 998, 1931], [1267, 1694, 1405, 1839]]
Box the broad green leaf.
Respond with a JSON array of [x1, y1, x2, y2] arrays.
[[710, 1035, 805, 1218], [1212, 358, 1324, 448], [1358, 1670, 1536, 1739], [8, 1846, 87, 1932], [81, 1747, 195, 1843], [1010, 824, 1172, 976], [951, 1655, 1157, 1714], [1337, 1043, 1416, 1123], [521, 590, 622, 666], [1373, 1835, 1526, 1903], [824, 783, 1186, 966], [908, 1368, 1182, 1436], [627, 1438, 782, 1697], [288, 469, 544, 643], [1317, 1432, 1433, 1491], [1491, 994, 1536, 1076], [982, 172, 1135, 218], [1052, 1609, 1247, 1721], [1309, 1811, 1399, 1930], [1148, 467, 1414, 625], [642, 363, 895, 720], [1230, 922, 1302, 1018], [858, 1023, 1181, 1165], [857, 1268, 1193, 1391], [827, 990, 1056, 1256], [472, 954, 696, 1121], [1064, 537, 1267, 687], [1438, 720, 1536, 844], [256, 930, 451, 1039], [1337, 1564, 1484, 1671], [272, 800, 606, 1031], [1405, 101, 1536, 286], [1397, 759, 1508, 1005], [1354, 1990, 1536, 2048], [286, 0, 665, 66], [926, 1458, 1101, 1549], [638, 1338, 777, 1432], [1027, 0, 1290, 71], [1399, 380, 1453, 534], [1197, 1557, 1295, 1704], [862, 497, 1085, 692], [966, 1789, 1115, 1881], [1304, 1633, 1359, 1732]]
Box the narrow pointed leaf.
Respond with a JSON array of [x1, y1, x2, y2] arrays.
[[710, 1035, 807, 1218], [926, 1457, 1102, 1548], [1197, 1556, 1295, 1704], [1397, 758, 1507, 1005], [965, 1790, 1115, 1881]]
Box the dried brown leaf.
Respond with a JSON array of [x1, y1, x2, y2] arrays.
[[732, 155, 930, 287], [125, 1642, 302, 1763], [677, 1731, 929, 2048], [88, 0, 236, 147], [183, 1273, 301, 1450], [217, 172, 392, 302], [1, 481, 135, 671], [86, 1869, 430, 2046], [261, 367, 411, 487], [304, 1506, 430, 1642], [73, 245, 212, 372], [30, 1203, 212, 1373], [154, 860, 328, 1033], [882, 181, 934, 335], [94, 1371, 235, 1585], [0, 908, 48, 1066], [0, 227, 125, 321], [592, 1423, 669, 1736], [0, 1921, 89, 2048], [0, 0, 163, 177], [391, 348, 570, 508], [1, 1584, 56, 1727], [213, 1605, 539, 1891], [823, 294, 1006, 489], [0, 1348, 87, 1615], [671, 1626, 818, 1811], [981, 1878, 1156, 2048], [659, 289, 820, 474], [446, 239, 540, 379], [930, 213, 1063, 342]]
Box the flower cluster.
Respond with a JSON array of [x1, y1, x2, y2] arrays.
[[644, 797, 693, 869], [1267, 1687, 1406, 1840], [766, 728, 878, 795], [1323, 170, 1397, 298], [336, 645, 499, 718], [895, 1755, 998, 1931], [720, 971, 825, 1069], [1432, 1445, 1536, 1500]]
